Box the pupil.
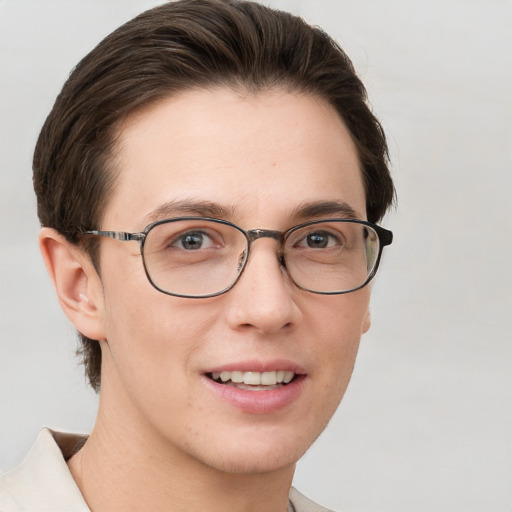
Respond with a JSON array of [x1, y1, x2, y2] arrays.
[[307, 233, 327, 248], [182, 232, 203, 250]]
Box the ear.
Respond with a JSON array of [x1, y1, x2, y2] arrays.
[[361, 308, 371, 334], [39, 228, 106, 341]]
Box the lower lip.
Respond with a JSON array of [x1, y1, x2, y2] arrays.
[[202, 375, 306, 414]]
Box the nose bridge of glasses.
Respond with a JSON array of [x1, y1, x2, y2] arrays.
[[239, 228, 287, 283], [246, 229, 283, 244], [244, 229, 285, 266], [246, 229, 284, 263], [239, 229, 285, 276]]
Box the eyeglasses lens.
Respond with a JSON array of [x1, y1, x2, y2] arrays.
[[284, 221, 379, 294], [142, 219, 380, 297]]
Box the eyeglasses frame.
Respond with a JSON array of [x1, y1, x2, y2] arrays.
[[84, 216, 393, 298]]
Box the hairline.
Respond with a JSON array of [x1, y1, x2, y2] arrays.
[[95, 82, 367, 237]]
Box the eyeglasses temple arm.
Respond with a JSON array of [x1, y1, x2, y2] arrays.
[[83, 230, 145, 242]]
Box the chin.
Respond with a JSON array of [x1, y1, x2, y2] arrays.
[[201, 447, 299, 476], [184, 423, 324, 476]]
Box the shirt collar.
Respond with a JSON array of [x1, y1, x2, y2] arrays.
[[0, 428, 90, 511]]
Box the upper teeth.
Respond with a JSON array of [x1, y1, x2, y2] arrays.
[[211, 370, 294, 386]]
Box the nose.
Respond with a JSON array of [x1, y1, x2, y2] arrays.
[[225, 238, 302, 334]]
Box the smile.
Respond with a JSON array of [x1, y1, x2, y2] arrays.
[[203, 367, 305, 413], [208, 370, 295, 390]]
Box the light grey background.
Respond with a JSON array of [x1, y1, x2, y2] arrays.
[[1, 1, 511, 511]]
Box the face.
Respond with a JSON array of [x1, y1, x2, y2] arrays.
[[92, 88, 371, 475]]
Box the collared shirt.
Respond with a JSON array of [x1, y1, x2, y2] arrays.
[[0, 429, 333, 512]]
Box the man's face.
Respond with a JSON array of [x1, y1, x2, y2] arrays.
[[93, 88, 371, 474]]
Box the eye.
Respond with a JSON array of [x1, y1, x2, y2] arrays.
[[297, 230, 341, 249], [174, 231, 215, 250]]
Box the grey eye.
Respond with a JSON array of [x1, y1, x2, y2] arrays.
[[306, 232, 329, 248], [176, 232, 211, 250], [298, 231, 340, 249]]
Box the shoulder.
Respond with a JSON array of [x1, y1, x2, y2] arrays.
[[289, 487, 337, 512], [0, 428, 89, 512]]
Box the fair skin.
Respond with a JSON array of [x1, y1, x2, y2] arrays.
[[40, 88, 371, 512]]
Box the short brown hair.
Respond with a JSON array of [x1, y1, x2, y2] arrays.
[[33, 0, 395, 391]]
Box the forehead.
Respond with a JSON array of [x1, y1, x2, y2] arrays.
[[106, 87, 366, 229]]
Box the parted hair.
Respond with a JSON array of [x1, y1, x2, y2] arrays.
[[33, 0, 395, 391]]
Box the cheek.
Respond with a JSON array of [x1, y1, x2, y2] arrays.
[[308, 288, 370, 342], [99, 286, 204, 427], [100, 261, 217, 383], [304, 290, 369, 380]]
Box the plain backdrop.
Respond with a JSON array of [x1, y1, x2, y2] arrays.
[[0, 1, 511, 511]]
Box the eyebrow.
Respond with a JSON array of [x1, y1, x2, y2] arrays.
[[290, 200, 361, 220], [143, 198, 361, 227], [144, 199, 237, 224]]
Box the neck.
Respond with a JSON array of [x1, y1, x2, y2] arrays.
[[68, 372, 295, 512]]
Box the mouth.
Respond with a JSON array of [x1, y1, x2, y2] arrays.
[[207, 370, 297, 391], [203, 366, 306, 413]]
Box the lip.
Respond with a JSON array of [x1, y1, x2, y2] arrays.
[[202, 360, 307, 415], [207, 359, 306, 374]]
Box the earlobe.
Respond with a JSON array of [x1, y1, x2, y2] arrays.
[[38, 228, 106, 341], [362, 308, 371, 334]]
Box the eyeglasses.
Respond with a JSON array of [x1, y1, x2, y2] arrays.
[[84, 217, 392, 298]]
